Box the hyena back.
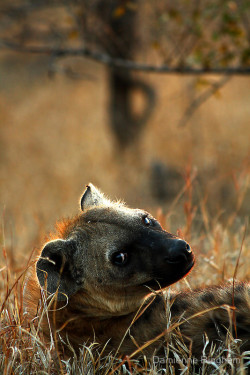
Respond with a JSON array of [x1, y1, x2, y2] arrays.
[[25, 184, 250, 361]]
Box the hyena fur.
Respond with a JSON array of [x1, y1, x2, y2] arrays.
[[25, 184, 250, 363]]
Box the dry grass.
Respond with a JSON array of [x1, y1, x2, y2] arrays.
[[0, 175, 249, 374], [0, 52, 249, 373]]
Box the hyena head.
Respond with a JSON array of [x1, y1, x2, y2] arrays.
[[36, 184, 194, 315]]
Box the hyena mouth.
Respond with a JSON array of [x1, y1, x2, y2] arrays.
[[176, 252, 195, 276], [141, 256, 195, 290], [183, 257, 195, 274]]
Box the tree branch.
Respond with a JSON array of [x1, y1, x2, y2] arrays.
[[178, 75, 231, 127], [0, 39, 249, 76]]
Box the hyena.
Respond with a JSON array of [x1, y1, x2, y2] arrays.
[[25, 184, 250, 364]]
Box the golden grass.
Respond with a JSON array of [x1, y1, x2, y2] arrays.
[[0, 52, 249, 373], [0, 174, 249, 374]]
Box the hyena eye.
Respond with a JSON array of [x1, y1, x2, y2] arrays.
[[112, 252, 128, 266], [142, 216, 151, 226]]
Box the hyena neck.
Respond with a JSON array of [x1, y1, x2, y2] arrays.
[[65, 289, 149, 319]]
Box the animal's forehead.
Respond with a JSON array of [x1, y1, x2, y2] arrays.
[[82, 206, 148, 226]]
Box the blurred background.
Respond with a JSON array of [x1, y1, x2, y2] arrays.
[[0, 1, 249, 280]]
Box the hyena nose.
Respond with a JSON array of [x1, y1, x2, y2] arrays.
[[165, 239, 192, 264]]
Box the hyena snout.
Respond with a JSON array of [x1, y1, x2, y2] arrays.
[[165, 239, 192, 264]]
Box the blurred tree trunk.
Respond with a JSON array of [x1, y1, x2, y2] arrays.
[[96, 0, 155, 149]]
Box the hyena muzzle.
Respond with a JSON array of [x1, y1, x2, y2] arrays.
[[24, 184, 250, 364]]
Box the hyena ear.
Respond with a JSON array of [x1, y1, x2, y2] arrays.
[[80, 183, 110, 211], [36, 239, 81, 301]]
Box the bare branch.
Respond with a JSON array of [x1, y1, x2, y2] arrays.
[[178, 76, 231, 127], [0, 39, 249, 76]]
